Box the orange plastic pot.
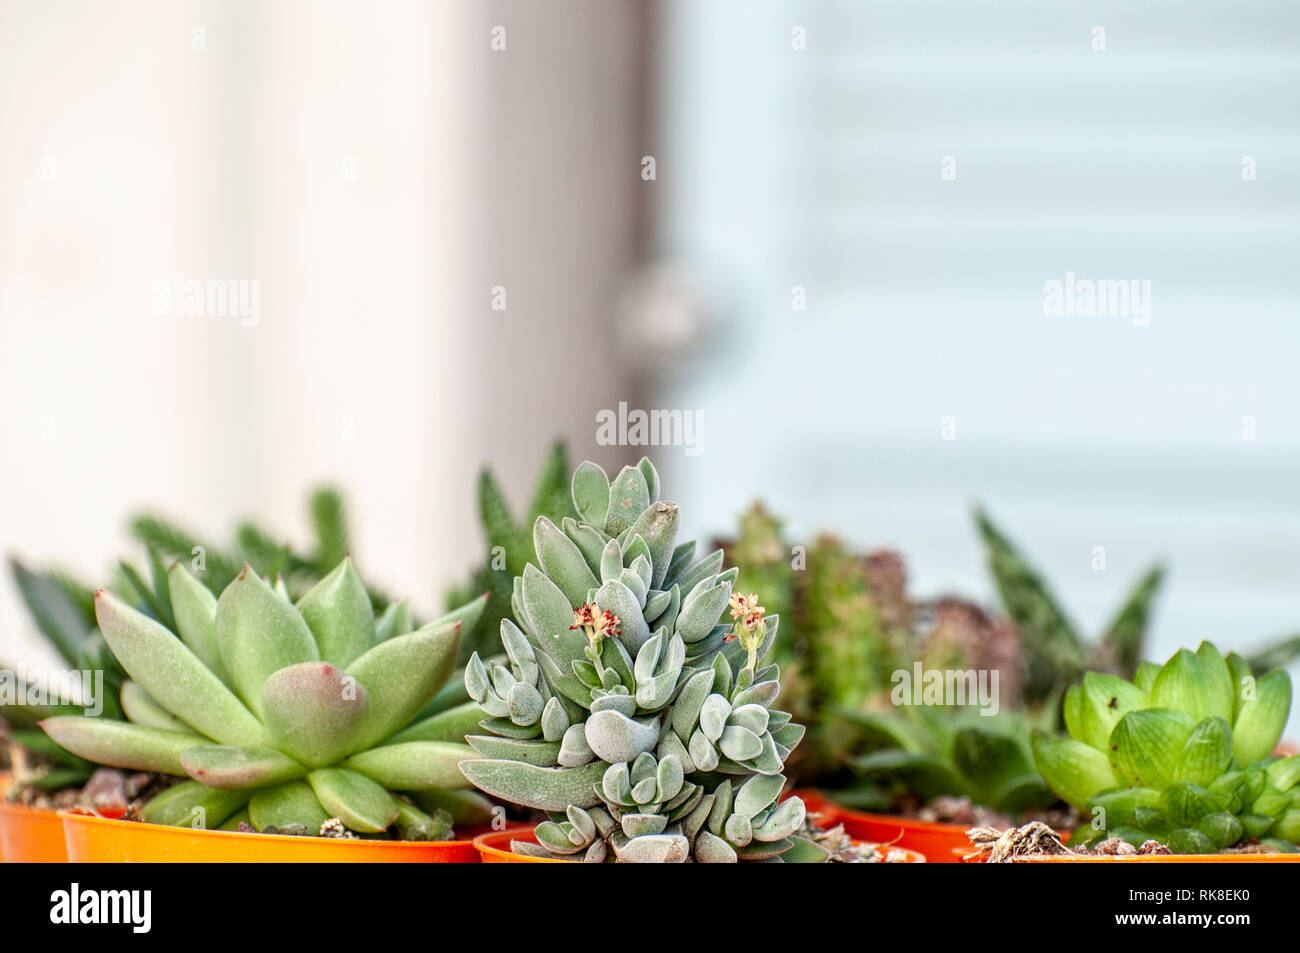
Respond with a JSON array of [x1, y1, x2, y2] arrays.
[[61, 811, 481, 863], [473, 824, 925, 863], [474, 827, 572, 863], [0, 800, 71, 863], [962, 850, 1300, 863]]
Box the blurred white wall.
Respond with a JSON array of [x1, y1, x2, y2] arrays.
[[0, 0, 647, 666], [655, 0, 1300, 678]]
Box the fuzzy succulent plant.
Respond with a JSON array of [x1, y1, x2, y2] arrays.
[[459, 458, 825, 862], [40, 559, 493, 838], [1032, 641, 1299, 853]]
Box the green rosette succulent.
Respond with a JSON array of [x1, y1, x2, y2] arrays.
[[460, 458, 820, 862], [40, 559, 493, 838], [1032, 641, 1299, 853]]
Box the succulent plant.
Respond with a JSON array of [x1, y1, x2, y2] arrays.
[[40, 559, 493, 838], [4, 488, 383, 793], [460, 458, 829, 862], [1032, 641, 1299, 853], [843, 708, 1056, 816], [720, 506, 1028, 810], [446, 441, 579, 663]]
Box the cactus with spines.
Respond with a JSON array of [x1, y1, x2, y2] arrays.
[[40, 559, 494, 838], [1033, 641, 1300, 853], [460, 458, 828, 862]]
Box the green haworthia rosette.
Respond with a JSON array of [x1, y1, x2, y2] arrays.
[[461, 458, 821, 862], [1032, 640, 1298, 854], [40, 560, 489, 840]]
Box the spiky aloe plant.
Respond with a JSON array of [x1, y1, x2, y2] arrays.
[[460, 458, 827, 863], [40, 559, 493, 838], [446, 441, 579, 663], [1032, 641, 1299, 853], [975, 507, 1165, 703]]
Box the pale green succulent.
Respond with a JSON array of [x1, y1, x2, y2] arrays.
[[460, 458, 824, 863], [41, 559, 494, 838], [1033, 641, 1299, 853]]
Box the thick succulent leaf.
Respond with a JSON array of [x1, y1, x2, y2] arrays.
[[466, 734, 562, 766], [95, 590, 268, 747], [41, 716, 197, 775], [1232, 669, 1292, 764], [557, 722, 596, 766], [535, 516, 598, 606], [522, 564, 588, 658], [1173, 716, 1233, 786], [139, 779, 250, 829], [594, 579, 650, 652], [215, 567, 320, 719], [571, 461, 611, 528], [1160, 781, 1219, 826], [344, 741, 475, 790], [262, 661, 370, 766], [541, 696, 569, 742], [307, 767, 400, 833], [347, 620, 461, 750], [752, 796, 805, 842], [386, 700, 485, 746], [1194, 642, 1236, 725], [605, 466, 650, 536], [459, 758, 607, 811], [623, 502, 679, 589], [119, 680, 191, 733], [733, 773, 785, 819], [296, 557, 374, 667], [671, 669, 716, 737], [563, 518, 607, 575], [1076, 672, 1148, 751], [248, 780, 330, 832], [181, 744, 306, 790], [612, 833, 688, 863], [676, 582, 732, 643], [673, 550, 724, 599], [636, 457, 660, 501], [508, 681, 545, 726], [167, 563, 226, 682], [585, 710, 659, 763], [1134, 661, 1161, 694], [1109, 708, 1195, 790], [1150, 649, 1227, 723], [1030, 731, 1120, 810]]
